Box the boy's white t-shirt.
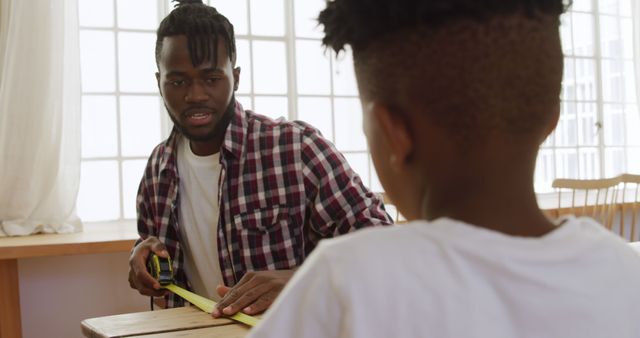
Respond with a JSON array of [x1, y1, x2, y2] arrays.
[[249, 217, 640, 338], [176, 138, 224, 300]]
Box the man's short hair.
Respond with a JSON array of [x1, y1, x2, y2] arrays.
[[155, 0, 236, 67], [319, 0, 572, 143]]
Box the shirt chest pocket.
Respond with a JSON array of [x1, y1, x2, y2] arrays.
[[233, 206, 289, 232], [232, 206, 302, 269]]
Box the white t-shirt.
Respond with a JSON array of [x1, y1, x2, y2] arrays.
[[177, 138, 224, 300], [249, 217, 640, 338]]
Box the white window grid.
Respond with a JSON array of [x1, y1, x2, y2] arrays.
[[78, 0, 640, 221], [77, 0, 379, 222], [535, 0, 640, 193]]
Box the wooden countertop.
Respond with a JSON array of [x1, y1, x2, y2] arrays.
[[0, 220, 138, 259]]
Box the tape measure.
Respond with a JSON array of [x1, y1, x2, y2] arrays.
[[147, 253, 259, 327]]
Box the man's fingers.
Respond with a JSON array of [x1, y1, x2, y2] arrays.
[[242, 290, 280, 315], [216, 285, 231, 298], [149, 239, 168, 257], [220, 283, 273, 315]]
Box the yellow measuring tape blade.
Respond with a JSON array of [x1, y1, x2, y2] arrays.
[[164, 284, 259, 327]]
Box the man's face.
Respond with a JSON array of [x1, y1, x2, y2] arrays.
[[156, 35, 240, 141]]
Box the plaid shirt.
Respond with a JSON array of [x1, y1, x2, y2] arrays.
[[136, 101, 393, 307]]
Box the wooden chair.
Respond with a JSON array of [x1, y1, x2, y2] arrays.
[[551, 176, 621, 230], [618, 174, 640, 241]]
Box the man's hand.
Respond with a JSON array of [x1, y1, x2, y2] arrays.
[[128, 236, 170, 297], [212, 270, 295, 317]]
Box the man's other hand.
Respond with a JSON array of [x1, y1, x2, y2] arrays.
[[128, 236, 170, 297], [212, 270, 294, 317]]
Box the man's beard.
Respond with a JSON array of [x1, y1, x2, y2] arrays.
[[167, 96, 236, 142]]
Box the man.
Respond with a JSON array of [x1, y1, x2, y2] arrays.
[[127, 0, 392, 317], [248, 0, 640, 337]]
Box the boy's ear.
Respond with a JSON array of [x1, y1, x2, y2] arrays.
[[371, 102, 413, 170]]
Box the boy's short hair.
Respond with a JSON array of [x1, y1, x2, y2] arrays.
[[319, 0, 572, 144]]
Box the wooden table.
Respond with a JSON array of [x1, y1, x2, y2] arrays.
[[81, 307, 252, 337], [0, 221, 138, 338]]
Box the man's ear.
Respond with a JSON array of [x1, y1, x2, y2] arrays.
[[233, 67, 241, 91], [370, 102, 413, 170]]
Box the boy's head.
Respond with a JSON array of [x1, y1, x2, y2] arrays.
[[319, 0, 569, 220]]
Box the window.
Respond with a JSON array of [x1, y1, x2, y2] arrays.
[[77, 0, 166, 221], [535, 0, 640, 192], [77, 0, 640, 222], [77, 0, 380, 222]]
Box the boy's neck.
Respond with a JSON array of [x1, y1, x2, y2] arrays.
[[420, 159, 556, 237]]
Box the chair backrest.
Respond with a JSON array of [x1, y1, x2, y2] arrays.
[[552, 176, 621, 230], [552, 174, 640, 241], [618, 174, 640, 241]]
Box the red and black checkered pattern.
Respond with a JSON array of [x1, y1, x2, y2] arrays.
[[136, 101, 392, 307]]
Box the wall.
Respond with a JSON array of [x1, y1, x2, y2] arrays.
[[18, 252, 148, 338]]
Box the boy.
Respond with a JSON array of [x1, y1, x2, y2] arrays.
[[248, 0, 640, 337]]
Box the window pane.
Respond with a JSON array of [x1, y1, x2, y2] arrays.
[[599, 0, 620, 15], [599, 15, 621, 58], [334, 98, 366, 151], [578, 103, 598, 146], [77, 161, 120, 221], [535, 149, 556, 192], [557, 102, 578, 146], [626, 104, 640, 146], [333, 48, 359, 96], [116, 0, 158, 30], [294, 0, 324, 38], [562, 57, 575, 101], [79, 0, 114, 28], [120, 96, 162, 157], [235, 39, 252, 94], [560, 14, 573, 55], [254, 96, 288, 120], [575, 59, 596, 101], [237, 96, 253, 110], [344, 153, 370, 190], [622, 18, 633, 59], [80, 30, 116, 92], [572, 0, 592, 11], [601, 60, 624, 102], [578, 147, 600, 178], [572, 13, 594, 56], [211, 0, 248, 35], [249, 0, 284, 36], [296, 40, 331, 95], [556, 149, 579, 179], [297, 97, 332, 140], [624, 61, 636, 103], [252, 41, 287, 94], [603, 103, 625, 146], [122, 160, 147, 219], [628, 147, 640, 173], [82, 95, 118, 158], [604, 147, 625, 176], [118, 32, 157, 93]]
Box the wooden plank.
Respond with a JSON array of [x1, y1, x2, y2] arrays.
[[81, 307, 235, 338], [0, 221, 138, 259], [0, 259, 22, 338], [128, 324, 250, 338]]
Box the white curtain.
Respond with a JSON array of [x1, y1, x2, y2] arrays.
[[0, 0, 82, 236], [635, 0, 640, 109]]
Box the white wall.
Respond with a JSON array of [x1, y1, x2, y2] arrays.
[[18, 252, 148, 338]]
